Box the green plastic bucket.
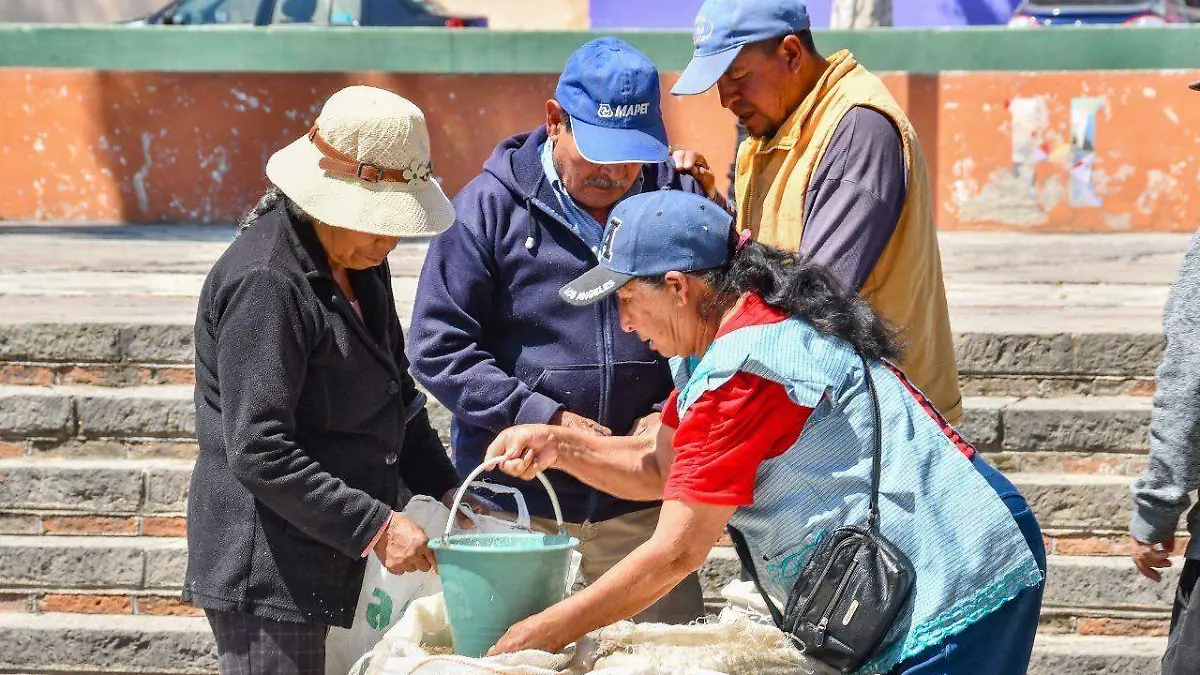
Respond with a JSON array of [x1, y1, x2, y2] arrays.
[[430, 458, 580, 658]]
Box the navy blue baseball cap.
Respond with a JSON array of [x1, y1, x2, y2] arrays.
[[560, 191, 734, 307], [671, 0, 811, 96], [555, 38, 669, 164]]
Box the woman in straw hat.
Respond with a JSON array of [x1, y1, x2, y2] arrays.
[[184, 85, 479, 674]]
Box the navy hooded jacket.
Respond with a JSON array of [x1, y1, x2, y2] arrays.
[[409, 127, 707, 523]]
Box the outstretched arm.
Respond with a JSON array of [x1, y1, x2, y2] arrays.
[[485, 421, 676, 502], [489, 498, 735, 655]]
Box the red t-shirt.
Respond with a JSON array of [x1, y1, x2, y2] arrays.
[[661, 294, 975, 507], [662, 295, 813, 506]]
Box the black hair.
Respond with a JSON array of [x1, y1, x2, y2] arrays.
[[561, 113, 573, 132], [639, 239, 900, 362], [238, 185, 312, 232], [794, 29, 818, 54]]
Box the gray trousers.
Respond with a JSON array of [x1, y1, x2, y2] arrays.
[[206, 609, 329, 675], [1164, 559, 1200, 675]]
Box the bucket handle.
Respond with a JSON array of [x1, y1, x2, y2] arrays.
[[442, 455, 566, 540]]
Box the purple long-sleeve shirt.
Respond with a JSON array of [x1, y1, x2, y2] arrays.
[[800, 106, 907, 293]]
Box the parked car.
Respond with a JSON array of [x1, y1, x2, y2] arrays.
[[129, 0, 486, 27], [1009, 0, 1200, 26]]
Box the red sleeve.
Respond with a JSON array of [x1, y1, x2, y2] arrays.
[[662, 389, 681, 429], [663, 372, 812, 507]]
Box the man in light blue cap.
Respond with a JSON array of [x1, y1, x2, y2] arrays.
[[672, 0, 965, 433], [410, 37, 720, 626]]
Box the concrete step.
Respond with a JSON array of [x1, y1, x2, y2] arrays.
[[0, 228, 1180, 391], [5, 535, 1166, 620], [1028, 634, 1166, 675], [960, 395, 1150, 454], [0, 454, 1144, 537], [0, 385, 1151, 457], [0, 535, 185, 592], [1044, 555, 1177, 613], [0, 318, 1165, 377], [0, 356, 1161, 398], [0, 458, 190, 517], [0, 612, 1166, 675], [0, 384, 195, 442], [0, 473, 1147, 543], [0, 536, 1175, 644], [0, 229, 1176, 402], [0, 611, 216, 674], [0, 383, 454, 462], [1016, 473, 1135, 532]]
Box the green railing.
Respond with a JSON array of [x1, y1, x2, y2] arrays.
[[0, 24, 1199, 73]]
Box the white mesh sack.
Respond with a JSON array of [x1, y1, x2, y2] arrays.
[[352, 593, 833, 675], [583, 613, 833, 675], [349, 594, 576, 675]]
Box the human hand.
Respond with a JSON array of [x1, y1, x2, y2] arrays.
[[670, 148, 731, 213], [631, 412, 662, 437], [550, 409, 611, 437], [373, 512, 436, 574], [1131, 535, 1175, 582], [487, 613, 571, 656], [670, 148, 717, 198], [486, 425, 563, 481]]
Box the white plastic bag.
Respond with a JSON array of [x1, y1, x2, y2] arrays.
[[719, 579, 775, 619], [327, 484, 542, 675]]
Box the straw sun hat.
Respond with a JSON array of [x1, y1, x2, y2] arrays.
[[265, 85, 454, 238]]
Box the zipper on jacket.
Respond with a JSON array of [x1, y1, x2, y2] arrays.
[[598, 299, 613, 429], [587, 297, 614, 522], [529, 190, 617, 524]]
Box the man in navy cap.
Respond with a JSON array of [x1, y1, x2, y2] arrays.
[[673, 0, 964, 430], [409, 37, 716, 623]]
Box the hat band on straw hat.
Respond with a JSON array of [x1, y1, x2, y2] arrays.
[[306, 125, 434, 185]]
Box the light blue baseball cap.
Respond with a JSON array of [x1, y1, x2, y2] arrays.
[[559, 191, 734, 307], [671, 0, 811, 96]]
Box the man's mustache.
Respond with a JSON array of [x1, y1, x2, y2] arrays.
[[583, 176, 630, 190]]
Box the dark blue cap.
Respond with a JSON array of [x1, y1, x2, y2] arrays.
[[555, 38, 669, 164], [671, 0, 811, 96], [560, 191, 733, 306]]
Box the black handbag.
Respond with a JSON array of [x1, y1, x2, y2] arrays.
[[728, 353, 915, 674]]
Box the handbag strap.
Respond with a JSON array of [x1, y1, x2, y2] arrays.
[[859, 352, 884, 531], [726, 525, 786, 628], [724, 352, 885, 627]]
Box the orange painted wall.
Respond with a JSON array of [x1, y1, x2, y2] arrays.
[[938, 71, 1198, 233], [0, 68, 1195, 232], [0, 70, 733, 224]]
